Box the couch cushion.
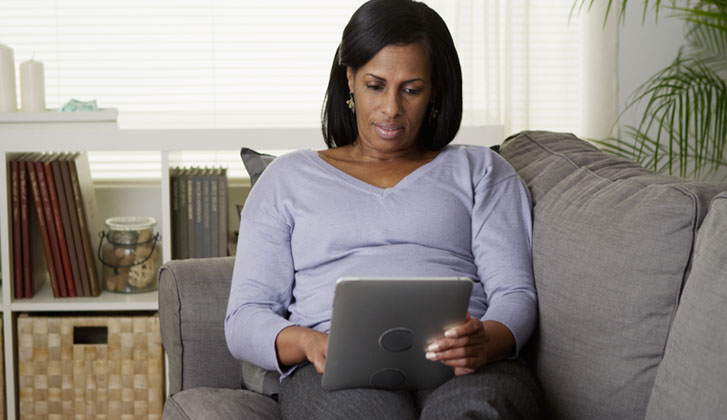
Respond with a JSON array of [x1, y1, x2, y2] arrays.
[[241, 148, 276, 187], [499, 131, 726, 420], [163, 387, 280, 420], [645, 193, 727, 420]]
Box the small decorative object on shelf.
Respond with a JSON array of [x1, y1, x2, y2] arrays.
[[99, 216, 161, 293], [0, 42, 17, 112], [19, 58, 45, 112]]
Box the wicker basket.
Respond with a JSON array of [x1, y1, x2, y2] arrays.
[[17, 314, 163, 420]]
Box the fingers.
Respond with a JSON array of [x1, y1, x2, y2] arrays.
[[454, 367, 476, 376], [443, 316, 483, 339], [427, 318, 485, 353], [313, 355, 326, 374], [426, 341, 485, 362], [425, 317, 489, 372]]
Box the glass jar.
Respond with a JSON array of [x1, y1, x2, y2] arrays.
[[99, 216, 161, 293]]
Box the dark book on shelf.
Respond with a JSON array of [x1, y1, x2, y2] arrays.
[[43, 157, 77, 297], [170, 168, 180, 259], [68, 156, 102, 296], [60, 157, 91, 297], [20, 159, 32, 298], [210, 169, 219, 258], [194, 170, 205, 259], [218, 168, 228, 257], [202, 169, 212, 258], [11, 159, 23, 298], [32, 158, 67, 297], [51, 157, 83, 297], [186, 170, 196, 259], [177, 169, 189, 259]]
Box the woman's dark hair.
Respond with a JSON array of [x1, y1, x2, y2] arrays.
[[322, 0, 462, 150]]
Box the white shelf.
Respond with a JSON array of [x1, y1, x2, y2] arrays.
[[11, 286, 158, 312], [0, 123, 502, 151], [0, 108, 118, 123]]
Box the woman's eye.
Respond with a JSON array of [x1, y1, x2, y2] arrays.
[[404, 88, 422, 95], [366, 84, 383, 91]]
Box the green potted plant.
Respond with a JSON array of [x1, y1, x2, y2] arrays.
[[578, 0, 727, 181]]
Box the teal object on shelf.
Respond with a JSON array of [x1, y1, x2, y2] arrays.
[[59, 99, 98, 112]]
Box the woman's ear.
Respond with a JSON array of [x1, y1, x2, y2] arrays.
[[346, 66, 355, 94]]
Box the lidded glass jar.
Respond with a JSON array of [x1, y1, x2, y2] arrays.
[[99, 216, 161, 293]]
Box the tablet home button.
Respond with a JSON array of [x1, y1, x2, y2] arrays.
[[379, 328, 414, 352], [370, 368, 407, 389]]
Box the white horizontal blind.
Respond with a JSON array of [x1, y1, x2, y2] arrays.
[[430, 0, 582, 135], [1, 0, 582, 181]]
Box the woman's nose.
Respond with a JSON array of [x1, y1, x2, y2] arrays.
[[381, 89, 402, 118]]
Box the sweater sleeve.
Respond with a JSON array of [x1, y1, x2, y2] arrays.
[[224, 163, 298, 375], [471, 165, 537, 357]]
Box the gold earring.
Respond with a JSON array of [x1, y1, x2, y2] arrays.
[[428, 104, 439, 122], [346, 93, 355, 113]]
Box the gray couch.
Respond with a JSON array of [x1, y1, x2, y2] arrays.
[[158, 131, 727, 420]]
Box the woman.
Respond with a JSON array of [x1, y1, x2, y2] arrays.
[[225, 0, 542, 418]]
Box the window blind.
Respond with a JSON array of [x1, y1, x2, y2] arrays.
[[1, 0, 582, 181]]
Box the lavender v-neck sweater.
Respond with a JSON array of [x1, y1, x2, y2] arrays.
[[225, 145, 536, 376]]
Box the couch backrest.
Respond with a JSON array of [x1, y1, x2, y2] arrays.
[[644, 192, 727, 419], [500, 131, 726, 420]]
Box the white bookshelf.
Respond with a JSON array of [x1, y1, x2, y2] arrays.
[[0, 121, 504, 419]]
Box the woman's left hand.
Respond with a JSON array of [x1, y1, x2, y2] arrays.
[[425, 313, 515, 376]]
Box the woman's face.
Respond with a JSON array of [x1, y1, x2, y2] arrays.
[[347, 42, 433, 156]]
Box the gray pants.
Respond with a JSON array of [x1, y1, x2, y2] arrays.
[[279, 360, 542, 420]]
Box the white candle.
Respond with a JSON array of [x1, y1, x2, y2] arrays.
[[20, 58, 46, 112], [0, 43, 18, 112]]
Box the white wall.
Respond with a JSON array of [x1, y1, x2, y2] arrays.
[[617, 1, 686, 134]]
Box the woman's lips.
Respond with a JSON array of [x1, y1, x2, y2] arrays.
[[374, 123, 404, 140]]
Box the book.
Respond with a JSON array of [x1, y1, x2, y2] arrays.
[[202, 169, 211, 258], [186, 170, 196, 258], [218, 168, 228, 257], [170, 168, 179, 259], [43, 157, 77, 297], [11, 159, 23, 298], [194, 170, 205, 259], [60, 157, 91, 297], [178, 169, 188, 259], [32, 158, 67, 297], [28, 181, 52, 297], [51, 157, 82, 297], [20, 159, 32, 298], [210, 169, 219, 258], [68, 155, 102, 296], [177, 168, 189, 259]]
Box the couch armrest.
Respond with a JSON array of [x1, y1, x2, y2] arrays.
[[158, 257, 242, 393]]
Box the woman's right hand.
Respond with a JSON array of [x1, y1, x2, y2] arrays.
[[299, 329, 329, 374], [276, 326, 329, 374]]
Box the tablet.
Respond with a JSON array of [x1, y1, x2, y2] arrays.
[[321, 276, 472, 391]]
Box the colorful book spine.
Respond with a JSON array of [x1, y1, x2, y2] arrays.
[[11, 160, 23, 298], [26, 161, 65, 297], [51, 158, 83, 297], [60, 158, 91, 297], [69, 158, 101, 296], [20, 160, 32, 298], [43, 160, 76, 297]]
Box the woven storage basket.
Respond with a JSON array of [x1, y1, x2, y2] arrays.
[[17, 314, 163, 420]]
